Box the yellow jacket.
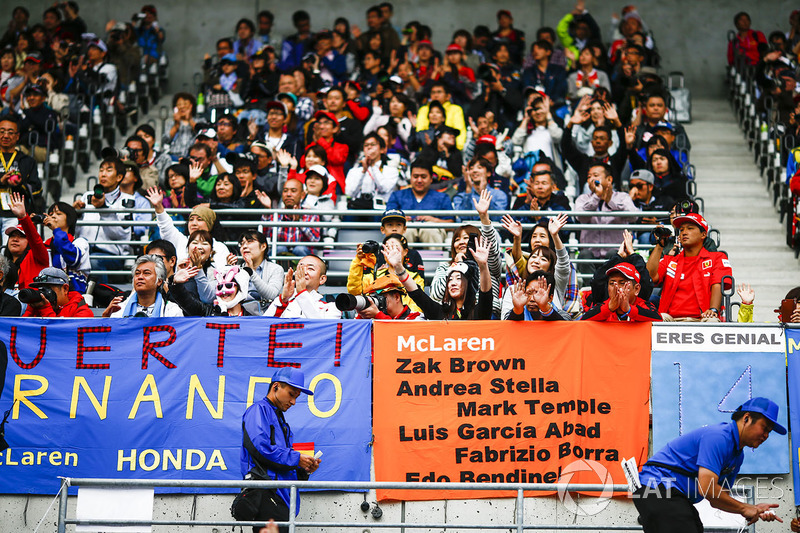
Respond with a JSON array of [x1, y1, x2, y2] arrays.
[[415, 101, 467, 150], [347, 257, 425, 313]]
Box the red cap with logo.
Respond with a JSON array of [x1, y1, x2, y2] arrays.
[[476, 135, 496, 145], [606, 262, 640, 283], [672, 212, 708, 232], [314, 110, 338, 125]]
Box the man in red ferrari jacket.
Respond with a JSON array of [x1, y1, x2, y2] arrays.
[[22, 267, 93, 317], [647, 212, 732, 321]]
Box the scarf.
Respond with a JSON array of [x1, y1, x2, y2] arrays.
[[220, 72, 237, 92], [122, 290, 164, 317], [575, 69, 598, 87]]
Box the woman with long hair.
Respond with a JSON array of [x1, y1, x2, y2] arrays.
[[387, 234, 494, 320]]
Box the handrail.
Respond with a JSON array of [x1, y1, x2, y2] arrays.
[[74, 207, 666, 217], [56, 477, 753, 533]]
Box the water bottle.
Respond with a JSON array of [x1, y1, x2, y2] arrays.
[[196, 92, 205, 115]]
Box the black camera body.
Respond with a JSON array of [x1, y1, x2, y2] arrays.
[[651, 226, 672, 247], [335, 293, 387, 313], [362, 240, 381, 255], [18, 287, 58, 308], [93, 184, 105, 199]]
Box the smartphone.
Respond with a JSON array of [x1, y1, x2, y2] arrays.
[[779, 299, 797, 322], [466, 233, 478, 257]]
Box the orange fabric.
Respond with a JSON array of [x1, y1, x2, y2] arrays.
[[373, 321, 651, 501]]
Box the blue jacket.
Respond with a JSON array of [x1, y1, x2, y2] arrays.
[[240, 397, 304, 513], [639, 421, 744, 504]]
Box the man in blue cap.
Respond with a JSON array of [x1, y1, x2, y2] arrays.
[[633, 397, 785, 531], [239, 367, 320, 533]]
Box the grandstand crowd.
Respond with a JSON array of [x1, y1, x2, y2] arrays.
[[0, 2, 797, 322]]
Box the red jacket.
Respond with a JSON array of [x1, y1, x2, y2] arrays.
[[301, 137, 349, 196], [657, 247, 732, 318], [15, 215, 50, 289], [23, 290, 94, 318], [581, 297, 661, 322]]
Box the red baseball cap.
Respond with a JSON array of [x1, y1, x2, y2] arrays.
[[672, 212, 709, 232], [417, 39, 434, 49], [4, 224, 24, 236], [476, 135, 496, 145], [445, 43, 463, 53], [606, 262, 640, 283], [314, 110, 338, 124]]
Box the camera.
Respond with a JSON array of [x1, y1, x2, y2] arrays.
[[93, 185, 105, 199], [476, 64, 497, 83], [675, 199, 698, 215], [362, 240, 381, 255], [30, 214, 44, 224], [101, 146, 130, 160], [18, 287, 58, 308], [335, 293, 387, 313], [651, 226, 672, 247]]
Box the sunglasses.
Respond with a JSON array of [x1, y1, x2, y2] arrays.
[[216, 282, 236, 291]]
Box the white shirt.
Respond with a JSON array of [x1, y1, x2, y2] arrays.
[[264, 289, 342, 319]]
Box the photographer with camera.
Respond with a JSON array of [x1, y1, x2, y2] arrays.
[[469, 60, 523, 133], [3, 191, 48, 290], [510, 92, 563, 161], [105, 20, 140, 90], [124, 135, 158, 190], [21, 267, 93, 317], [347, 233, 424, 313], [647, 212, 732, 322], [73, 155, 133, 282], [79, 38, 118, 101], [132, 5, 164, 64], [343, 274, 421, 320]]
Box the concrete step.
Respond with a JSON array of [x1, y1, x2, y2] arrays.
[[684, 98, 797, 322]]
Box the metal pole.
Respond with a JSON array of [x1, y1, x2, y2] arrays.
[[516, 488, 524, 533], [289, 484, 297, 533], [57, 478, 69, 533]]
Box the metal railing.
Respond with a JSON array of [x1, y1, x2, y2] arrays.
[[56, 477, 755, 532], [73, 207, 670, 280]]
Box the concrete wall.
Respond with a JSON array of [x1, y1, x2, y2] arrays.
[[11, 0, 798, 98]]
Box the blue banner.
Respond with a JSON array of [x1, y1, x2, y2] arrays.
[[0, 317, 373, 494], [786, 328, 800, 504], [651, 325, 789, 474]]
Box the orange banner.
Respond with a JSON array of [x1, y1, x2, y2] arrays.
[[373, 321, 651, 501]]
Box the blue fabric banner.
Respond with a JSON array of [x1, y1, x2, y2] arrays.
[[651, 325, 789, 475], [0, 317, 373, 494], [786, 328, 800, 504]]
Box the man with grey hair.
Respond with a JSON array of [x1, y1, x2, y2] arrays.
[[103, 255, 183, 317], [0, 256, 21, 316]]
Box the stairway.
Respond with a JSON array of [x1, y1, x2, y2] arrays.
[[684, 98, 798, 322]]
